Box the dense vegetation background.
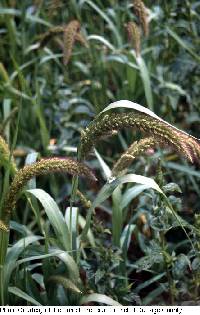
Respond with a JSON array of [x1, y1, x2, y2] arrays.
[[0, 0, 200, 306]]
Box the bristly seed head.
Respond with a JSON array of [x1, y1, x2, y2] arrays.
[[2, 157, 96, 225], [38, 20, 88, 65], [63, 20, 81, 65], [126, 21, 141, 57], [112, 136, 157, 175], [76, 189, 91, 209], [80, 112, 200, 165], [133, 0, 149, 36], [0, 220, 9, 232], [0, 135, 17, 175]]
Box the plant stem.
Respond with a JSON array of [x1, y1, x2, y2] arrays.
[[0, 229, 9, 305], [112, 186, 122, 247], [70, 175, 79, 262], [160, 231, 175, 305]]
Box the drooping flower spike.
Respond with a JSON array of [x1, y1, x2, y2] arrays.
[[0, 135, 17, 175], [2, 157, 96, 226], [39, 20, 88, 65], [112, 137, 157, 176], [126, 21, 141, 57], [133, 0, 149, 36], [80, 106, 200, 167]]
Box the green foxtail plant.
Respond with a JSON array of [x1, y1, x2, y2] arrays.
[[39, 20, 88, 65], [0, 134, 96, 305], [76, 189, 92, 209], [126, 21, 141, 57], [112, 136, 157, 176], [133, 0, 149, 36], [79, 105, 200, 170], [1, 157, 96, 227], [63, 20, 81, 65], [0, 107, 18, 136], [0, 135, 17, 175]]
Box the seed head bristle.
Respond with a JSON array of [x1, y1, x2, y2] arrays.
[[76, 189, 91, 209], [38, 20, 87, 65], [80, 112, 200, 166], [133, 0, 149, 36], [47, 275, 81, 294], [2, 157, 96, 224], [0, 107, 18, 135], [0, 135, 17, 174], [63, 20, 81, 65], [0, 220, 9, 232], [126, 21, 141, 57], [112, 136, 157, 175]]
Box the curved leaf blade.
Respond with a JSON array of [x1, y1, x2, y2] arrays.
[[27, 189, 71, 251], [81, 293, 121, 306], [8, 287, 42, 306]]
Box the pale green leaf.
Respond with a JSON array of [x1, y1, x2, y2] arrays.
[[81, 293, 121, 306], [27, 189, 71, 251], [8, 287, 42, 306]]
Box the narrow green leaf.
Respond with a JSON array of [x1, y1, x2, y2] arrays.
[[87, 35, 115, 51], [136, 56, 154, 111], [94, 149, 112, 180], [16, 248, 81, 285], [81, 293, 121, 306], [80, 0, 121, 47], [65, 207, 78, 258], [81, 174, 162, 240], [167, 27, 200, 63], [135, 272, 165, 293], [3, 235, 42, 300], [120, 184, 151, 210], [112, 186, 123, 247], [78, 215, 95, 247], [8, 287, 42, 306], [164, 162, 200, 178], [143, 285, 167, 305], [120, 224, 136, 254], [3, 99, 11, 144], [0, 8, 52, 27], [27, 189, 71, 251]]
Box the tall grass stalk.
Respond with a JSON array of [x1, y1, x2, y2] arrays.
[[0, 230, 9, 305]]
